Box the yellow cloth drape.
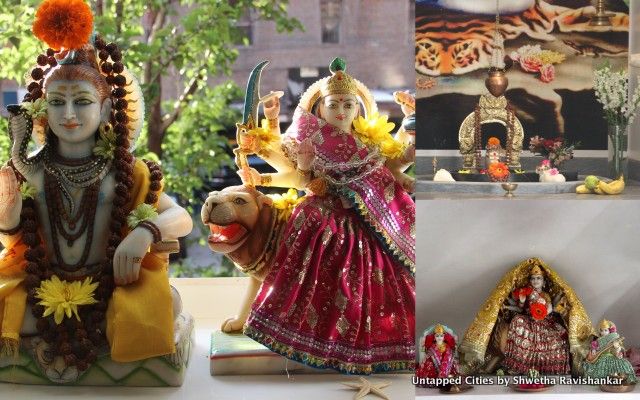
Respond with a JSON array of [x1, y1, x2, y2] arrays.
[[107, 159, 175, 362], [0, 240, 28, 347], [459, 258, 594, 368], [0, 159, 175, 362], [107, 252, 174, 362]]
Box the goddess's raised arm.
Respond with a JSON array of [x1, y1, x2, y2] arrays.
[[385, 91, 416, 192], [234, 63, 311, 189]]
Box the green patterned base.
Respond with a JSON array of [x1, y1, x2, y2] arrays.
[[210, 331, 333, 375], [0, 312, 194, 386]]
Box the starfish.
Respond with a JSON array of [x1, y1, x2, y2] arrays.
[[341, 377, 392, 400]]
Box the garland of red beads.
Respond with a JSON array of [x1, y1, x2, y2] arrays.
[[12, 35, 163, 371]]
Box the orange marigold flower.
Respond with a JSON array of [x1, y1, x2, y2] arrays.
[[487, 137, 501, 147], [487, 162, 510, 181], [33, 0, 93, 51]]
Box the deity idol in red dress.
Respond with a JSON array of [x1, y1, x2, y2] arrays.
[[416, 324, 459, 386], [231, 58, 415, 374]]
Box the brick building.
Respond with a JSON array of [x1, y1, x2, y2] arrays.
[[2, 0, 414, 121], [176, 0, 415, 121]]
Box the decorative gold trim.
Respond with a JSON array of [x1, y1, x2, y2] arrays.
[[459, 257, 594, 374], [345, 189, 414, 274], [260, 173, 273, 187], [243, 324, 414, 375], [458, 94, 523, 169]]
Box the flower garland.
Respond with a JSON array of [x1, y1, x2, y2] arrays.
[[268, 189, 304, 222], [352, 112, 404, 159], [268, 188, 303, 210]]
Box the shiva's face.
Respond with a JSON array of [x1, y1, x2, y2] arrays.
[[530, 274, 544, 290], [600, 327, 610, 336], [46, 80, 109, 145], [435, 333, 445, 345], [318, 93, 359, 133]]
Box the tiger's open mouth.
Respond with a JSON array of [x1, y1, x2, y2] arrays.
[[207, 222, 247, 245]]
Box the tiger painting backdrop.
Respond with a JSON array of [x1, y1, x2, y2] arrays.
[[415, 0, 629, 151]]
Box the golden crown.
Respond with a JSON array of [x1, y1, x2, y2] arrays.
[[434, 324, 445, 335], [598, 319, 613, 330], [530, 265, 543, 276], [320, 58, 358, 96], [298, 58, 377, 116]]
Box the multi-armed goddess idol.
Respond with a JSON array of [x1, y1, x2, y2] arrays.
[[204, 58, 416, 374]]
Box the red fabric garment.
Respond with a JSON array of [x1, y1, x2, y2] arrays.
[[416, 344, 458, 387], [503, 313, 570, 374], [244, 195, 415, 374], [282, 107, 415, 272]]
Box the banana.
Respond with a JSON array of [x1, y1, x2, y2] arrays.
[[575, 184, 592, 194], [593, 186, 605, 195], [598, 176, 625, 195]]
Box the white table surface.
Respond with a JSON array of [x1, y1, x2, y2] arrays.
[[0, 277, 415, 400], [417, 382, 638, 399]]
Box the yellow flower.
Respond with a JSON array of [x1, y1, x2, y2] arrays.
[[246, 119, 279, 151], [269, 188, 304, 210], [535, 50, 565, 65], [353, 112, 395, 144], [352, 112, 403, 158], [379, 138, 404, 159], [36, 276, 98, 325]]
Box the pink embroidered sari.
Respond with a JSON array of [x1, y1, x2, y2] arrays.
[[244, 108, 415, 374]]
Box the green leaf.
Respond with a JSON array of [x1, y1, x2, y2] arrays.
[[8, 36, 19, 48], [0, 0, 302, 215]]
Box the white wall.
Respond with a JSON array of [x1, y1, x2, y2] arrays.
[[416, 200, 640, 346], [630, 0, 640, 160]]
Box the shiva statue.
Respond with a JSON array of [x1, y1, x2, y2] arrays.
[[0, 0, 193, 386]]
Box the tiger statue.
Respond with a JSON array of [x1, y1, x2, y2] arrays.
[[416, 0, 629, 76]]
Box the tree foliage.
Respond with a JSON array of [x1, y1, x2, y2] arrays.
[[0, 0, 302, 210]]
